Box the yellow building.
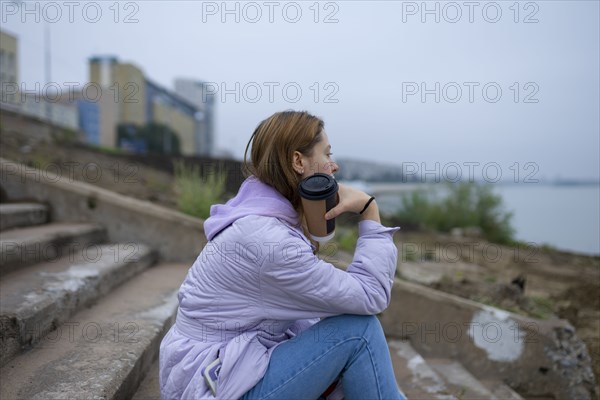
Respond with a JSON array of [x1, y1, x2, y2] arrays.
[[114, 63, 146, 125], [153, 99, 196, 155], [88, 56, 199, 155], [0, 30, 19, 105]]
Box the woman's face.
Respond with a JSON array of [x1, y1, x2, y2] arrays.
[[294, 131, 339, 180]]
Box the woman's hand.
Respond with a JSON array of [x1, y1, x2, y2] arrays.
[[324, 183, 379, 222]]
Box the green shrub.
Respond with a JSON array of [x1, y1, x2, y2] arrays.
[[93, 145, 126, 156], [52, 128, 79, 144], [145, 174, 171, 193], [395, 181, 515, 245], [173, 160, 226, 219], [337, 227, 358, 253], [393, 187, 437, 230], [527, 295, 555, 320]]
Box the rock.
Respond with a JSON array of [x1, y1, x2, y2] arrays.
[[464, 226, 483, 238], [451, 227, 463, 237], [511, 274, 527, 293], [449, 226, 483, 239]]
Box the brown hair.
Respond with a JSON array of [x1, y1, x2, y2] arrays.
[[242, 110, 325, 252], [244, 111, 325, 210]]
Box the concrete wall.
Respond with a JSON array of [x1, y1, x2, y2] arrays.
[[381, 279, 597, 399], [20, 95, 79, 131], [0, 158, 206, 263]]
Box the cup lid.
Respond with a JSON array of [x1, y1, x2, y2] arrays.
[[299, 173, 338, 200]]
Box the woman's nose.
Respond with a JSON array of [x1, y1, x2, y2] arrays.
[[329, 161, 339, 174]]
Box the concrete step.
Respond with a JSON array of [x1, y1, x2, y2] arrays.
[[132, 357, 161, 400], [0, 262, 190, 400], [0, 222, 107, 274], [0, 203, 48, 231], [388, 339, 458, 399], [480, 379, 524, 400], [425, 358, 498, 400], [0, 242, 158, 367]]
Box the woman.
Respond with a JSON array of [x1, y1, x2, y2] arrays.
[[159, 111, 406, 400]]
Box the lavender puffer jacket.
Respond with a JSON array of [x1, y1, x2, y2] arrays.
[[159, 176, 400, 399]]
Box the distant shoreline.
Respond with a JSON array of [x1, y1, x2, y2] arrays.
[[354, 181, 600, 257], [340, 180, 600, 195]]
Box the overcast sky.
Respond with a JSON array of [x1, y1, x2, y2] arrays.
[[3, 1, 599, 182]]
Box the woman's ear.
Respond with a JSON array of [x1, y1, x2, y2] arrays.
[[292, 151, 305, 174]]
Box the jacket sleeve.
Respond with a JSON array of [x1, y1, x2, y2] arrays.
[[258, 220, 400, 320]]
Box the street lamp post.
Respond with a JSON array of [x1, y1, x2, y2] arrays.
[[44, 21, 52, 125]]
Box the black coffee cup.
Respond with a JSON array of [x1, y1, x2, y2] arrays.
[[298, 173, 339, 242]]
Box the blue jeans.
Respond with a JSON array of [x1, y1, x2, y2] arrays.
[[239, 314, 407, 400]]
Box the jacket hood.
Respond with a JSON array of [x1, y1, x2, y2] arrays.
[[203, 175, 300, 241]]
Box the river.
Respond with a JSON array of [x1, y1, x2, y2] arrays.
[[344, 181, 600, 256]]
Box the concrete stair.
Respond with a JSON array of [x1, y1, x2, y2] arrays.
[[0, 201, 190, 399], [479, 379, 525, 400], [388, 339, 525, 400], [0, 262, 189, 399], [0, 203, 48, 230], [0, 241, 158, 366], [0, 221, 107, 274], [133, 358, 161, 400]]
